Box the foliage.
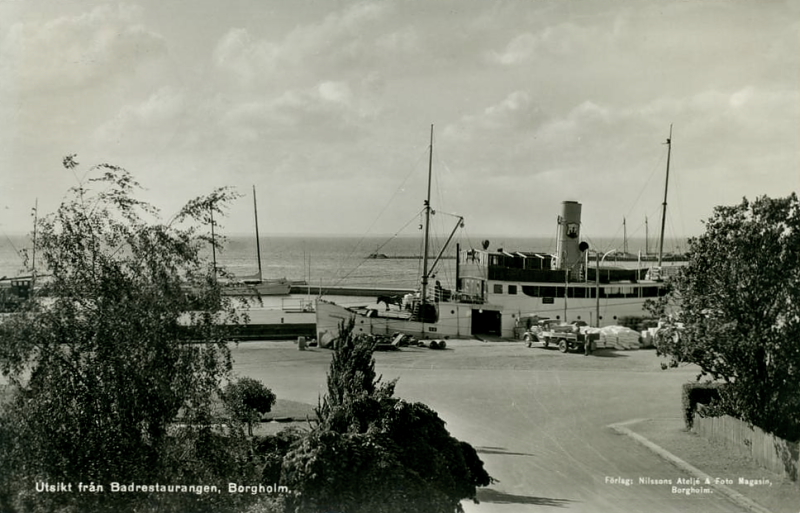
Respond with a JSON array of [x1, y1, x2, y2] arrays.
[[680, 382, 725, 430], [223, 376, 277, 436], [0, 159, 262, 512], [252, 427, 306, 486], [649, 194, 800, 441], [280, 319, 492, 513]]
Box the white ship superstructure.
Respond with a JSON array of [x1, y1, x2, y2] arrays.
[[457, 201, 670, 337]]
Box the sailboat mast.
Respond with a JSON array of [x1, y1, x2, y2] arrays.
[[658, 124, 673, 268], [421, 124, 434, 308], [253, 186, 263, 282], [210, 206, 217, 281], [31, 199, 38, 291]]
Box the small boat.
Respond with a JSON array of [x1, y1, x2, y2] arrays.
[[315, 126, 498, 345], [220, 186, 290, 296], [222, 276, 291, 296]]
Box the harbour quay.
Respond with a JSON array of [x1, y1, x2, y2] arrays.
[[224, 288, 415, 342]]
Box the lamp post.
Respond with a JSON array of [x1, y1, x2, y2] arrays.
[[595, 249, 617, 327], [564, 244, 589, 323]]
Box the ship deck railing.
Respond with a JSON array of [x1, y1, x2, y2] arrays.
[[281, 298, 315, 313]]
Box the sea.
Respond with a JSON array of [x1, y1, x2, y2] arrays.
[[1, 233, 687, 292]]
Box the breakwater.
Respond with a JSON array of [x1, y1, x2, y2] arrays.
[[367, 254, 455, 260], [289, 285, 414, 296]]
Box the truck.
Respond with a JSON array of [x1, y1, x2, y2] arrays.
[[524, 320, 598, 353]]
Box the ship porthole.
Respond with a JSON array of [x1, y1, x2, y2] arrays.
[[451, 310, 455, 314]]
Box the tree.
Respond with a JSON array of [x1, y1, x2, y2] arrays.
[[280, 320, 492, 513], [650, 193, 800, 441], [0, 158, 261, 512], [223, 377, 277, 436]]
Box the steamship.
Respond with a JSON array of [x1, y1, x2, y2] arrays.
[[456, 200, 671, 338], [316, 128, 677, 342], [316, 200, 669, 343]]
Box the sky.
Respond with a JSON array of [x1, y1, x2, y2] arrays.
[[1, 0, 798, 244]]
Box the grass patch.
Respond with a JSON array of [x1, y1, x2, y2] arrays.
[[264, 399, 316, 421]]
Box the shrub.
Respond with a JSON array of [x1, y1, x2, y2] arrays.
[[681, 382, 726, 430], [280, 319, 492, 513], [223, 377, 277, 436], [252, 427, 305, 485]]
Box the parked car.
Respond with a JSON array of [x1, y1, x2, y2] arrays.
[[524, 320, 594, 353]]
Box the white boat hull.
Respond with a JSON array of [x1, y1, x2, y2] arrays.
[[222, 279, 291, 296], [315, 298, 484, 345], [315, 291, 656, 343], [490, 292, 653, 325]]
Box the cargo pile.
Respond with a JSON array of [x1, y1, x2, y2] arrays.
[[588, 325, 642, 350]]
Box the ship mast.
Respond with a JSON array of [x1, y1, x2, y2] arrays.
[[623, 217, 628, 254], [421, 124, 433, 313], [658, 124, 673, 268], [253, 185, 263, 282]]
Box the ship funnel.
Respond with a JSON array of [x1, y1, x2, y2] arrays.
[[555, 201, 583, 274]]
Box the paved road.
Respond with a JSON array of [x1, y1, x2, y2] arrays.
[[231, 340, 751, 513]]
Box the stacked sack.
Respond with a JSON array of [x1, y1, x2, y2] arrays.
[[596, 325, 641, 350]]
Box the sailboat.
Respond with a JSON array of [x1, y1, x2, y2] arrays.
[[222, 186, 291, 296], [315, 126, 497, 345]]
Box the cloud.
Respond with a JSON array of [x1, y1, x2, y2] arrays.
[[441, 76, 799, 191], [375, 26, 420, 54], [92, 86, 187, 149], [212, 28, 279, 87], [218, 79, 381, 145], [0, 4, 166, 95], [488, 22, 604, 65], [211, 2, 411, 90], [444, 91, 544, 141]]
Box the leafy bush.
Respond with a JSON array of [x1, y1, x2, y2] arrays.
[[280, 319, 492, 513], [224, 377, 277, 435], [650, 194, 800, 441], [252, 427, 306, 485]]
